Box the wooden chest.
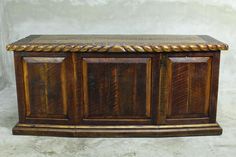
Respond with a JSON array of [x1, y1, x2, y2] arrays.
[[7, 35, 228, 137]]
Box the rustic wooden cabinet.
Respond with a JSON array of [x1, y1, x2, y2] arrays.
[[7, 35, 228, 137]]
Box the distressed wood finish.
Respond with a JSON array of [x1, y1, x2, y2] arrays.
[[8, 35, 228, 137], [81, 58, 153, 124], [159, 53, 219, 125], [14, 52, 76, 125]]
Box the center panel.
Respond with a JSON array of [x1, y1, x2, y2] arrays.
[[81, 57, 153, 125]]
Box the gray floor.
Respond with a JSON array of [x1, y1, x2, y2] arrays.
[[0, 86, 235, 157]]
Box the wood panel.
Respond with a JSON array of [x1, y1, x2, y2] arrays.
[[81, 57, 154, 125], [159, 53, 219, 124], [167, 57, 211, 118], [17, 53, 75, 124]]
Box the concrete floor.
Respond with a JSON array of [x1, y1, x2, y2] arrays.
[[0, 86, 235, 157]]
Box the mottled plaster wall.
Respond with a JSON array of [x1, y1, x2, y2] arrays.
[[0, 0, 10, 90], [0, 0, 236, 92]]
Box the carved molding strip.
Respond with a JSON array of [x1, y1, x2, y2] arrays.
[[6, 44, 228, 53]]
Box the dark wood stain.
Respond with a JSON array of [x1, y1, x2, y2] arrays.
[[80, 58, 152, 125]]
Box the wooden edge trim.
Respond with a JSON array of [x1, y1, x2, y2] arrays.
[[12, 123, 222, 137], [6, 44, 229, 53], [16, 123, 220, 129]]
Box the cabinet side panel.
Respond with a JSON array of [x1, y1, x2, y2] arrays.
[[14, 53, 27, 123], [209, 53, 220, 122]]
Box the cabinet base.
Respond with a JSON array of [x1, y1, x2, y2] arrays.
[[12, 123, 222, 137]]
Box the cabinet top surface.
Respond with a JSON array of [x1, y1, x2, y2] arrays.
[[7, 35, 228, 53]]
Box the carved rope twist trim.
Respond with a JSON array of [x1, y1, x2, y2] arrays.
[[6, 44, 228, 52]]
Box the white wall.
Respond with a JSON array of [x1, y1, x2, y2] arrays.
[[1, 0, 235, 93]]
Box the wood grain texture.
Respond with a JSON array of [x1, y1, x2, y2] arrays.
[[167, 57, 211, 117], [81, 57, 153, 125], [23, 57, 67, 117], [159, 52, 220, 125], [15, 52, 76, 124]]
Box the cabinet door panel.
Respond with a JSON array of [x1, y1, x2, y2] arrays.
[[81, 57, 154, 125], [159, 53, 219, 124], [167, 57, 211, 118], [18, 54, 75, 124]]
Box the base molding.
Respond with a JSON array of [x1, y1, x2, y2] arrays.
[[12, 123, 222, 137]]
